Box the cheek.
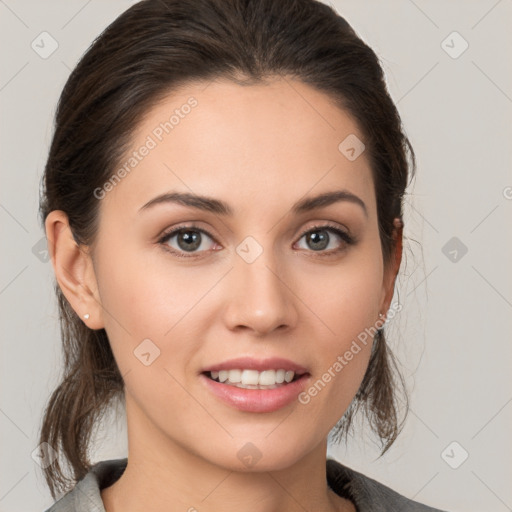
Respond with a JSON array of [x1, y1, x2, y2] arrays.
[[295, 244, 384, 342], [93, 247, 213, 426], [96, 237, 213, 332], [293, 244, 383, 412], [93, 241, 214, 378]]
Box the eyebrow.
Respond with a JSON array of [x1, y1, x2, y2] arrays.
[[139, 189, 367, 218]]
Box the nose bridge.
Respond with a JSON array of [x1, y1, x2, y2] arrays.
[[225, 234, 297, 333]]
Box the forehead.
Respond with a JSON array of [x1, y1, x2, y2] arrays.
[[101, 77, 375, 220]]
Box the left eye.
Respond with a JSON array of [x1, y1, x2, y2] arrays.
[[295, 225, 353, 253], [158, 224, 354, 258]]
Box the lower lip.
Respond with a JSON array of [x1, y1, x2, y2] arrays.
[[199, 373, 310, 413]]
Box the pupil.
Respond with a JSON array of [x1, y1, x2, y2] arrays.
[[308, 230, 328, 250], [178, 230, 201, 251]]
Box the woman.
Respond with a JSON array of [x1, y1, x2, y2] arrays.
[[38, 0, 448, 510]]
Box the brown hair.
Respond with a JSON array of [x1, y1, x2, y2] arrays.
[[38, 0, 415, 499]]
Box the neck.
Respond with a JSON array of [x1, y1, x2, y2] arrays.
[[101, 395, 355, 512]]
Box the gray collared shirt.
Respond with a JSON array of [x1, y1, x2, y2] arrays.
[[44, 457, 448, 511]]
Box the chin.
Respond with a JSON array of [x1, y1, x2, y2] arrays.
[[203, 436, 311, 473]]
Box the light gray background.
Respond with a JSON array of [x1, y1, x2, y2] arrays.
[[1, 1, 511, 511]]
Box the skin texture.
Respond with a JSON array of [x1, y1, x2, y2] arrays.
[[45, 77, 402, 512]]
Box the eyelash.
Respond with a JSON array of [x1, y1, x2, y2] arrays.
[[157, 222, 355, 259]]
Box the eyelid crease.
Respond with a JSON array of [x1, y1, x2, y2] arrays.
[[296, 222, 354, 243]]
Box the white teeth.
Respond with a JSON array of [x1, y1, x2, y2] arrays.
[[208, 368, 299, 386], [284, 370, 295, 383], [241, 369, 260, 385], [228, 369, 242, 383], [258, 370, 276, 386]]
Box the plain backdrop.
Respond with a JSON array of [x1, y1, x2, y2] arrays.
[[0, 1, 511, 511]]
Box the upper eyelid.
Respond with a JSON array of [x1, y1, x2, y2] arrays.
[[158, 224, 214, 242], [297, 223, 349, 237]]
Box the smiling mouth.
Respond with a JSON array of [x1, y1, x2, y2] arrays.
[[202, 369, 306, 390]]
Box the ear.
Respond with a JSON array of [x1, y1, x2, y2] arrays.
[[379, 217, 403, 320], [45, 210, 105, 330]]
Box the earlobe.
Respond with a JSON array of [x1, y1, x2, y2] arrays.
[[44, 210, 105, 330]]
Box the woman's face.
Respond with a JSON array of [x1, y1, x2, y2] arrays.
[[86, 77, 398, 471]]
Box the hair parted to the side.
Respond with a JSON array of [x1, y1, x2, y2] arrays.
[[38, 0, 415, 499]]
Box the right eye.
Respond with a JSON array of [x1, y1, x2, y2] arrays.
[[158, 225, 219, 258]]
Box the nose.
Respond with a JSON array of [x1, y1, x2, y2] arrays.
[[222, 245, 298, 336]]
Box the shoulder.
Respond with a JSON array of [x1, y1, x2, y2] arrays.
[[326, 457, 449, 512], [43, 456, 448, 511], [42, 458, 127, 512]]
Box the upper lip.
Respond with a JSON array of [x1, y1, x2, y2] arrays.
[[201, 357, 309, 375]]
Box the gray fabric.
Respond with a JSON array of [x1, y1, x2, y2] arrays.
[[325, 459, 447, 511], [43, 457, 447, 511]]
